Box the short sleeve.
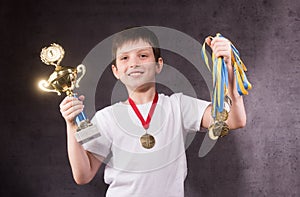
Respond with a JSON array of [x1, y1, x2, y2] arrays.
[[81, 110, 112, 160], [179, 93, 210, 132]]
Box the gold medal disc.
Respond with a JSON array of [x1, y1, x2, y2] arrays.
[[212, 122, 223, 137], [213, 121, 230, 137], [216, 110, 229, 121], [140, 134, 155, 149], [220, 122, 230, 137]]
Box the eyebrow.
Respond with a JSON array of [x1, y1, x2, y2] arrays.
[[117, 47, 152, 57]]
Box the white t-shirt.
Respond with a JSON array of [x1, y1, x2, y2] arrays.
[[83, 93, 210, 197]]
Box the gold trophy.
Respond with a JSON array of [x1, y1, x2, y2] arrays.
[[38, 43, 99, 144]]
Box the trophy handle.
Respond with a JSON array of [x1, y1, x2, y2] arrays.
[[75, 64, 86, 88], [38, 80, 61, 95]]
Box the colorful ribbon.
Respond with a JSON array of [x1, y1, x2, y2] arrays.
[[201, 33, 252, 118], [230, 43, 252, 95]]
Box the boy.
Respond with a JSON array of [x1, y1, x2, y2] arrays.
[[59, 27, 246, 196]]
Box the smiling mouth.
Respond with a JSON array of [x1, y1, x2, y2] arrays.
[[128, 71, 144, 76]]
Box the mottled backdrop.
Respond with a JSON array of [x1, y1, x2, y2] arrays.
[[0, 0, 299, 196]]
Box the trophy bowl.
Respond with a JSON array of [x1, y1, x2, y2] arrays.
[[38, 65, 84, 96]]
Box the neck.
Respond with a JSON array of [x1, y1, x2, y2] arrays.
[[127, 83, 156, 104]]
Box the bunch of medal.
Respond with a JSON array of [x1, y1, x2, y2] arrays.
[[208, 95, 232, 140], [201, 33, 252, 140]]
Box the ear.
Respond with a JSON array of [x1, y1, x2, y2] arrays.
[[155, 57, 164, 74], [111, 64, 120, 79]]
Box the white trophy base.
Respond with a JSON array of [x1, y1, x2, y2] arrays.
[[75, 124, 100, 144]]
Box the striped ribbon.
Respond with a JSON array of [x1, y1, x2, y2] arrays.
[[230, 43, 252, 95], [201, 33, 252, 118]]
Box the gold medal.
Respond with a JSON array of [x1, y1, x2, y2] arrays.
[[208, 124, 218, 140], [140, 133, 155, 149], [220, 122, 229, 137], [213, 121, 230, 137], [216, 110, 229, 121], [208, 121, 230, 140], [212, 121, 223, 137]]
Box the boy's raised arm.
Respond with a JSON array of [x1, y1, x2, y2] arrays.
[[60, 96, 102, 184], [201, 37, 247, 130]]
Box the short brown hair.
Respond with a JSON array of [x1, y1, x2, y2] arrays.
[[111, 27, 161, 65]]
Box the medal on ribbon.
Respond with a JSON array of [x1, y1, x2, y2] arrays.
[[201, 33, 252, 140], [128, 92, 158, 149]]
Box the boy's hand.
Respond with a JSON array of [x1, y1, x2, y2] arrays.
[[205, 36, 232, 68], [59, 95, 85, 125]]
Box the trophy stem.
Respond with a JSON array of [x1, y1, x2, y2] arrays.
[[71, 93, 93, 131], [75, 111, 88, 124], [66, 90, 73, 96]]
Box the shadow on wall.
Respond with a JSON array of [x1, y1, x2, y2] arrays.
[[185, 132, 242, 197]]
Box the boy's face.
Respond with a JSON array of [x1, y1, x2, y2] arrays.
[[112, 39, 163, 92]]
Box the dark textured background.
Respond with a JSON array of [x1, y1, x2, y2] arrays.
[[0, 0, 299, 196]]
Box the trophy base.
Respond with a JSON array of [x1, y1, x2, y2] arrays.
[[75, 124, 101, 145], [77, 119, 93, 131]]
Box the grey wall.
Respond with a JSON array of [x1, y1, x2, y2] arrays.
[[1, 0, 299, 196]]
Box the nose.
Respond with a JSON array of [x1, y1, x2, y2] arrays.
[[129, 56, 141, 68]]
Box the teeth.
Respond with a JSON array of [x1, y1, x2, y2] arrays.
[[129, 72, 143, 76]]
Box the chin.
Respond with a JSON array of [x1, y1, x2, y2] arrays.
[[128, 82, 155, 92]]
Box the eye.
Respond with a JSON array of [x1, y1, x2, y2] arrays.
[[120, 56, 128, 61], [139, 54, 148, 59]]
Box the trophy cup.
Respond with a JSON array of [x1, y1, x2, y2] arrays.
[[38, 43, 99, 144]]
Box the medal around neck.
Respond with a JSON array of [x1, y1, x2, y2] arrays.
[[128, 92, 158, 149], [38, 43, 99, 144], [140, 133, 155, 149]]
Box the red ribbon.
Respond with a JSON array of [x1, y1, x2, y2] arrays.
[[128, 92, 158, 129]]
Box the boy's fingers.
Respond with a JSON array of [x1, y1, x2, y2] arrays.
[[60, 99, 83, 113], [211, 37, 230, 46], [64, 104, 84, 116], [205, 37, 212, 47], [60, 95, 84, 108], [70, 108, 84, 121], [61, 96, 76, 105], [78, 95, 85, 101], [60, 96, 70, 106], [62, 100, 83, 111], [61, 105, 84, 121]]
